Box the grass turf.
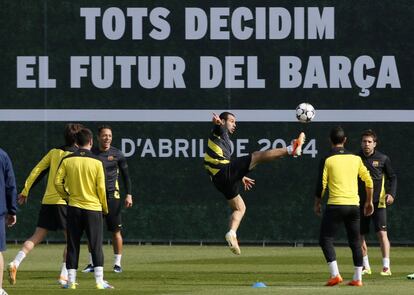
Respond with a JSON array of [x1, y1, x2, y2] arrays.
[[2, 244, 414, 294]]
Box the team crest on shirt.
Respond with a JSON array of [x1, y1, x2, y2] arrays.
[[108, 155, 114, 161], [372, 160, 379, 167]]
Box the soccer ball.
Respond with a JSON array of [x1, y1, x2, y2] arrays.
[[296, 103, 315, 123]]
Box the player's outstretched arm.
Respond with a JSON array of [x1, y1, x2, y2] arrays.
[[21, 150, 52, 198]]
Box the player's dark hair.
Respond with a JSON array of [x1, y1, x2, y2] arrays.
[[330, 126, 346, 144], [75, 128, 93, 147], [219, 112, 235, 121], [98, 125, 112, 135], [64, 123, 84, 146], [361, 129, 377, 142]]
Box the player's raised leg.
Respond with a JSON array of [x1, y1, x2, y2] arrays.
[[291, 132, 306, 157], [249, 132, 306, 169]]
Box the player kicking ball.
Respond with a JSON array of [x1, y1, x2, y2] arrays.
[[204, 112, 305, 255]]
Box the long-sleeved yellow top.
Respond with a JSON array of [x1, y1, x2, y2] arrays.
[[55, 148, 108, 214], [21, 146, 77, 205], [316, 147, 373, 205]]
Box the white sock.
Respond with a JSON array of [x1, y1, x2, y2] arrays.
[[363, 255, 370, 269], [383, 257, 390, 269], [287, 145, 293, 155], [89, 252, 94, 265], [114, 254, 122, 267], [94, 266, 104, 284], [353, 266, 363, 281], [328, 261, 339, 277], [13, 251, 26, 268], [60, 262, 68, 278], [68, 269, 77, 284]]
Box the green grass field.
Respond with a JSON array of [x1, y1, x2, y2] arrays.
[[2, 244, 414, 294]]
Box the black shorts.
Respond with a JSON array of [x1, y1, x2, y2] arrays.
[[360, 203, 387, 234], [105, 197, 122, 232], [37, 204, 67, 231], [212, 155, 252, 200]]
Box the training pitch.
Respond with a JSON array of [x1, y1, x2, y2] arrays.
[[3, 244, 414, 294]]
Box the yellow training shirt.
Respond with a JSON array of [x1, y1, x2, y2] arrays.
[[316, 147, 373, 205], [21, 146, 76, 205], [55, 149, 108, 214]]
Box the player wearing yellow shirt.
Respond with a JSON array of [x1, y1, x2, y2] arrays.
[[314, 127, 374, 287], [55, 128, 111, 290], [7, 123, 82, 286]]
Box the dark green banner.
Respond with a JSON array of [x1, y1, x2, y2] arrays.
[[0, 0, 413, 243]]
